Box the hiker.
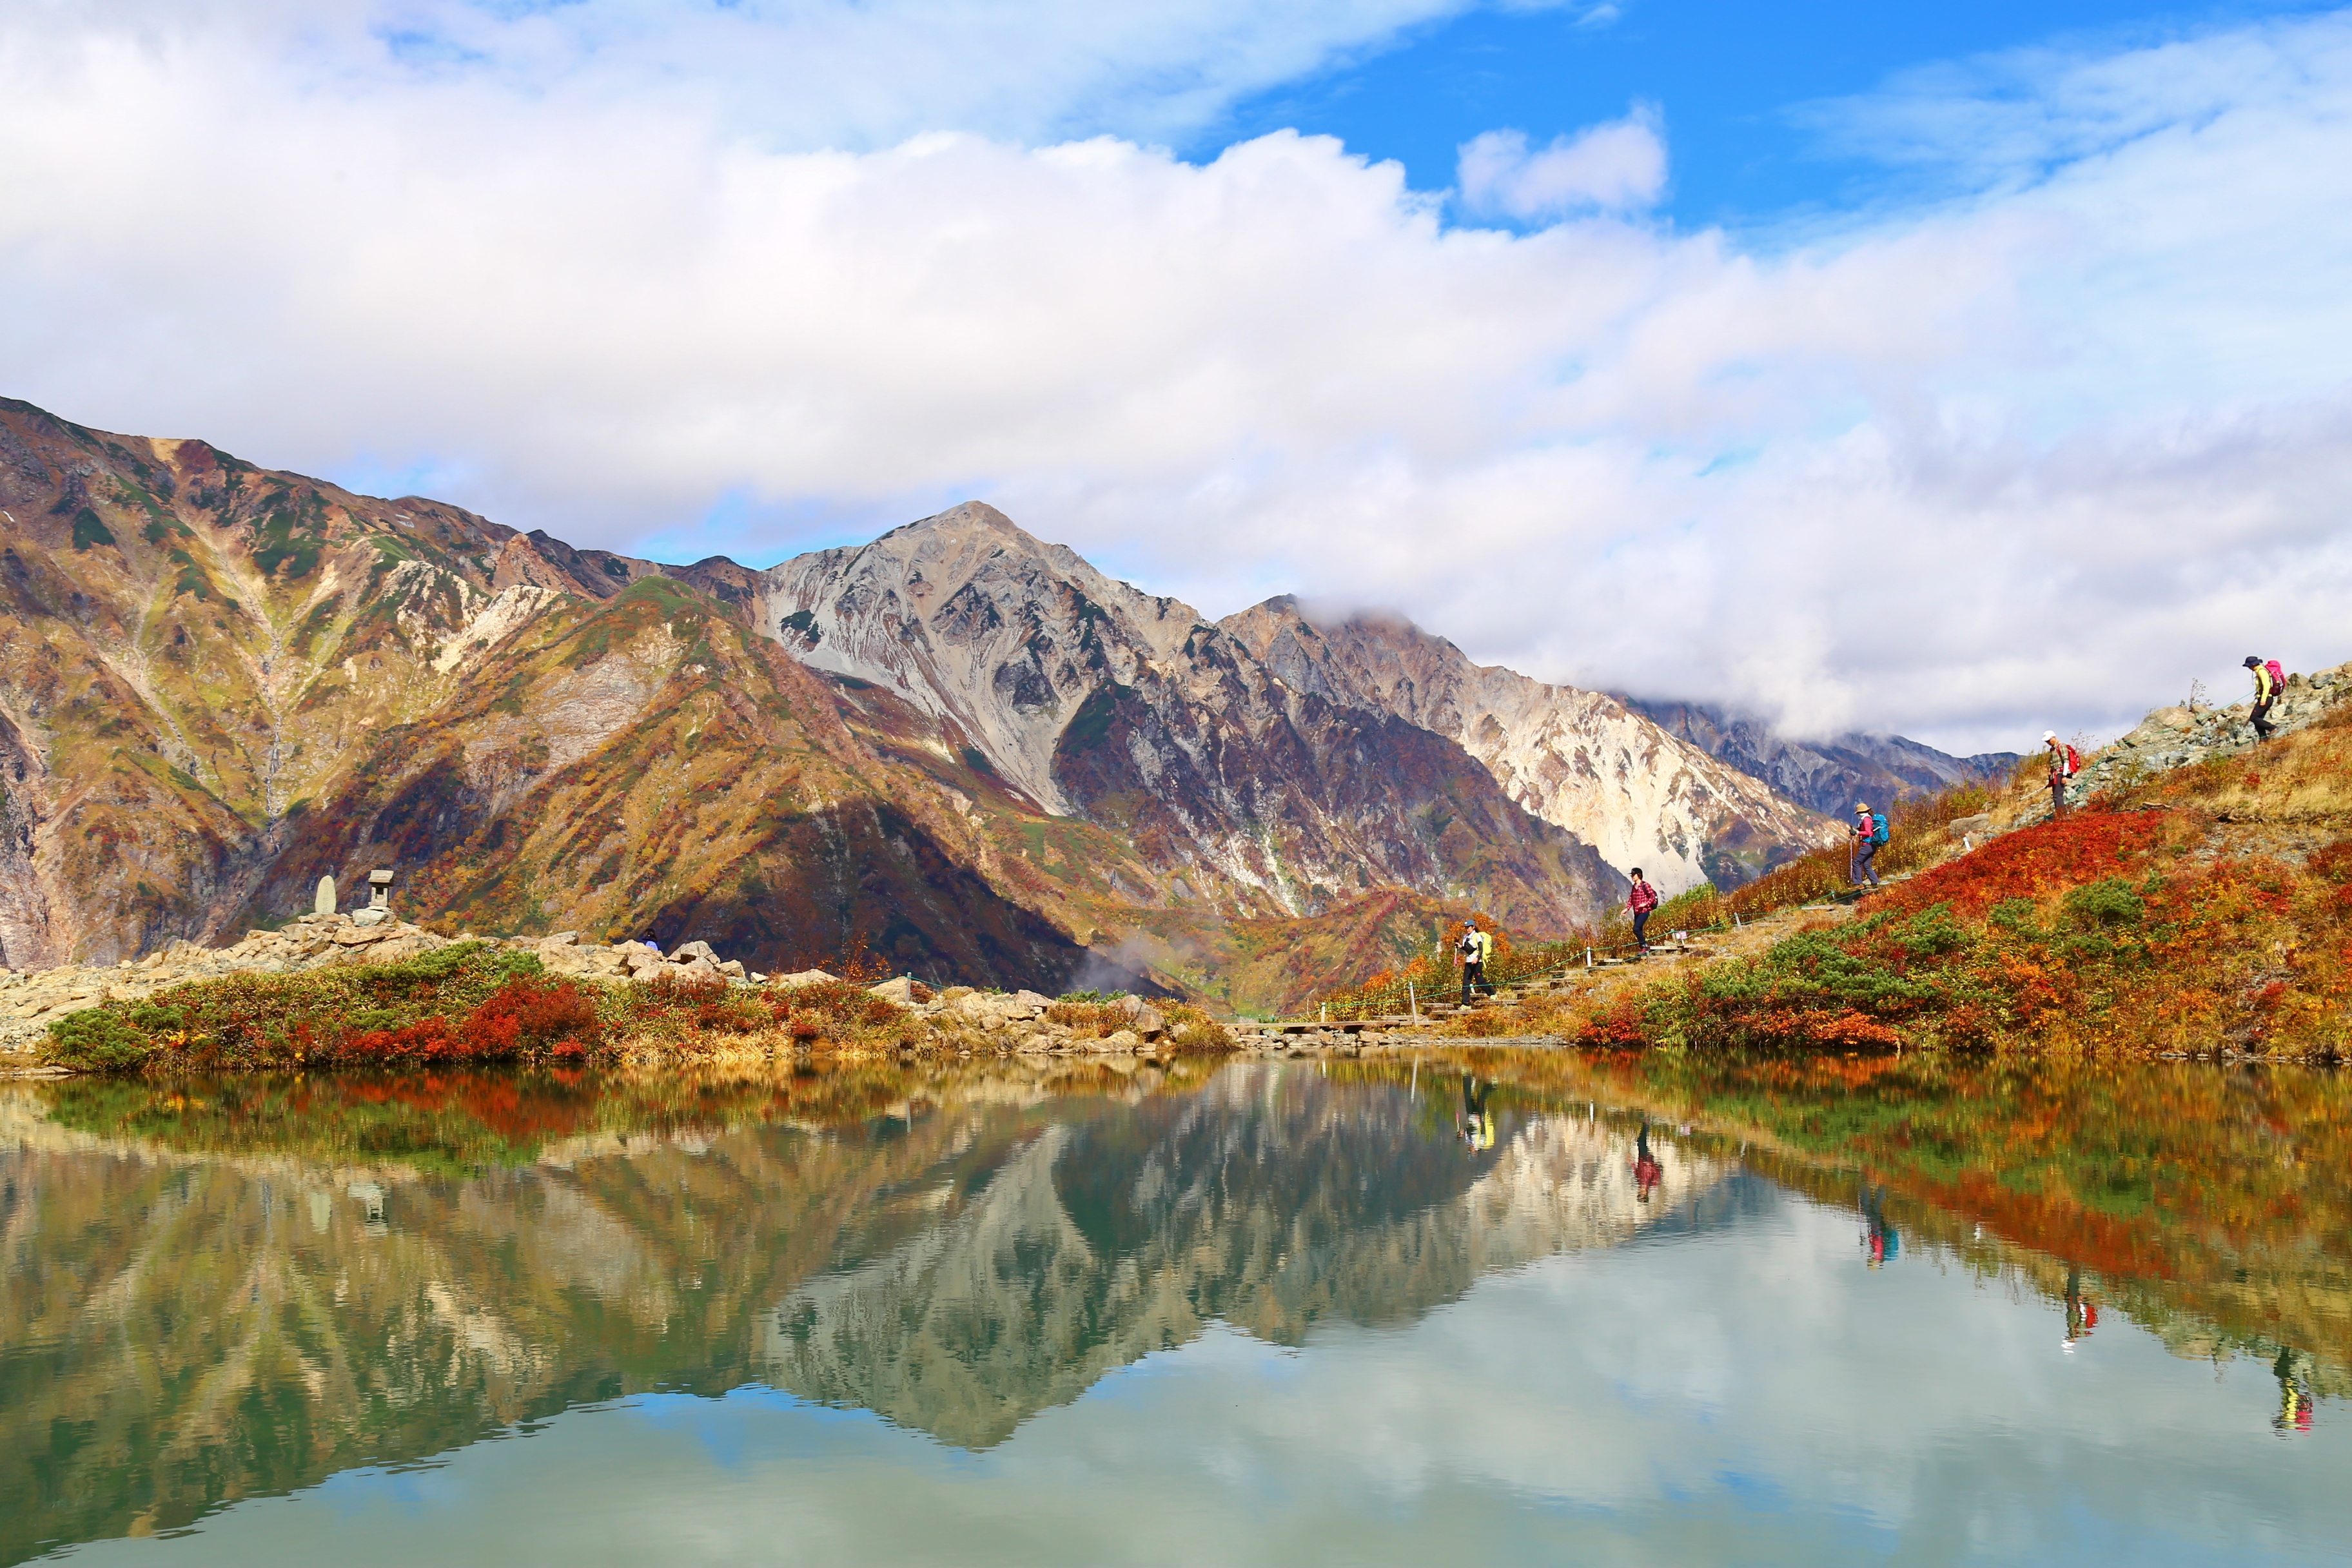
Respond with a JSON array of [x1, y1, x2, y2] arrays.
[[2043, 732, 2079, 819], [2245, 655, 2284, 741], [2063, 1266, 2098, 1347], [1633, 1121, 1662, 1202], [1850, 802, 1886, 888], [1460, 1075, 1496, 1153], [1627, 868, 1660, 954], [1456, 921, 1494, 1005], [2275, 1349, 2316, 1435], [1861, 1184, 1901, 1269]]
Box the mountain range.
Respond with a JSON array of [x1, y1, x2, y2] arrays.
[[0, 397, 2008, 1009]]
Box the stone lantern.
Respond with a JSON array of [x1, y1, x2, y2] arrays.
[[353, 868, 396, 926]]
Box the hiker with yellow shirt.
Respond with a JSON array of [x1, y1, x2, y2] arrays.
[[1456, 920, 1494, 1005]]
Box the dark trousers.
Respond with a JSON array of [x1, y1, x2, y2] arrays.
[[1632, 910, 1651, 949], [1854, 841, 1879, 887], [2050, 774, 2068, 820], [2252, 698, 2276, 740], [1460, 962, 1487, 1004]]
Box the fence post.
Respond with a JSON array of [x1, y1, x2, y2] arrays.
[[1407, 982, 1418, 1022], [1320, 1003, 1328, 1024], [1585, 946, 1592, 969]]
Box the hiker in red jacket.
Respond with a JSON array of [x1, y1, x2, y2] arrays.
[[1628, 869, 1660, 954], [2043, 732, 2078, 820], [1850, 802, 1885, 887]]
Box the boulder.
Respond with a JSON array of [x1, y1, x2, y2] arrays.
[[351, 907, 391, 928], [541, 931, 579, 948], [867, 975, 919, 1006], [1128, 1003, 1167, 1041], [772, 968, 841, 990], [668, 957, 721, 983], [1947, 813, 1995, 842], [1101, 1029, 1142, 1052], [718, 959, 747, 980], [671, 939, 718, 963]]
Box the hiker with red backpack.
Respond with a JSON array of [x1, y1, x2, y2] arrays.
[[1627, 870, 1660, 954], [2043, 732, 2081, 819], [2245, 656, 2285, 741], [1850, 802, 1888, 887]]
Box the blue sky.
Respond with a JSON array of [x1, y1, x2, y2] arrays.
[[1211, 0, 2340, 222]]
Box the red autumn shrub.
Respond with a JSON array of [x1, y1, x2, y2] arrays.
[[1868, 811, 2168, 921], [481, 975, 601, 1048]]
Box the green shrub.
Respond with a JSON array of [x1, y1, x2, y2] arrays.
[[45, 1009, 160, 1073]]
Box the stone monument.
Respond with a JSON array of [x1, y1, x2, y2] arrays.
[[314, 875, 337, 917]]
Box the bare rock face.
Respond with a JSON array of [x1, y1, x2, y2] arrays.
[[1222, 598, 1838, 895], [752, 506, 1625, 931]]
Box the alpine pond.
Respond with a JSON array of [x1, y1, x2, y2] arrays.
[[3, 1050, 2347, 1565]]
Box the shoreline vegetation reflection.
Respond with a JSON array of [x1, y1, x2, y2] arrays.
[[3, 1050, 2345, 1562]]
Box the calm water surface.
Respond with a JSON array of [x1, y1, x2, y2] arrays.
[[3, 1052, 2348, 1565]]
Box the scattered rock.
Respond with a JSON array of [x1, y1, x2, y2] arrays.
[[772, 968, 841, 990], [867, 975, 919, 1006], [671, 939, 718, 964]]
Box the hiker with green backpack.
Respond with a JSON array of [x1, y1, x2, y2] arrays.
[[1850, 802, 1888, 887]]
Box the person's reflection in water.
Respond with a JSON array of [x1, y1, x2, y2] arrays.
[[1859, 1183, 1901, 1268], [2275, 1348, 2318, 1435], [2062, 1264, 2100, 1350], [1460, 1076, 1496, 1153], [1633, 1121, 1663, 1202]]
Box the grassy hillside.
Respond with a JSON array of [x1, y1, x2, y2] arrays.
[[1445, 691, 2352, 1057]]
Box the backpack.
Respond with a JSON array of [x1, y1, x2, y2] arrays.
[[1870, 812, 1890, 846], [2265, 659, 2286, 696], [2064, 744, 2082, 774]]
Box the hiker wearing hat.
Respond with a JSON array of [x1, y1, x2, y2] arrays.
[[1850, 802, 1886, 887], [1627, 869, 1660, 954], [2245, 656, 2283, 741], [2043, 732, 2079, 819], [1456, 919, 1494, 1005]]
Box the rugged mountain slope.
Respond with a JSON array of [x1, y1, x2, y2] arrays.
[[0, 400, 1102, 983], [1620, 697, 2020, 818], [750, 505, 1625, 932], [1222, 600, 1838, 894], [0, 400, 1626, 997]]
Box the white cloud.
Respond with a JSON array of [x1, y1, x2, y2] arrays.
[[2, 6, 2351, 753], [1456, 107, 1668, 219]]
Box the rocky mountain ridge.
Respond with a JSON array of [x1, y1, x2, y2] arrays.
[[1618, 696, 2020, 818], [1222, 600, 1839, 893], [0, 394, 1981, 1006]]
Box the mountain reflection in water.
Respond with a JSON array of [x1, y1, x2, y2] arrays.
[[1, 1053, 2346, 1566]]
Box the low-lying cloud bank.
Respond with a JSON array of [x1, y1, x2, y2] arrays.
[[3, 4, 2349, 752]]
